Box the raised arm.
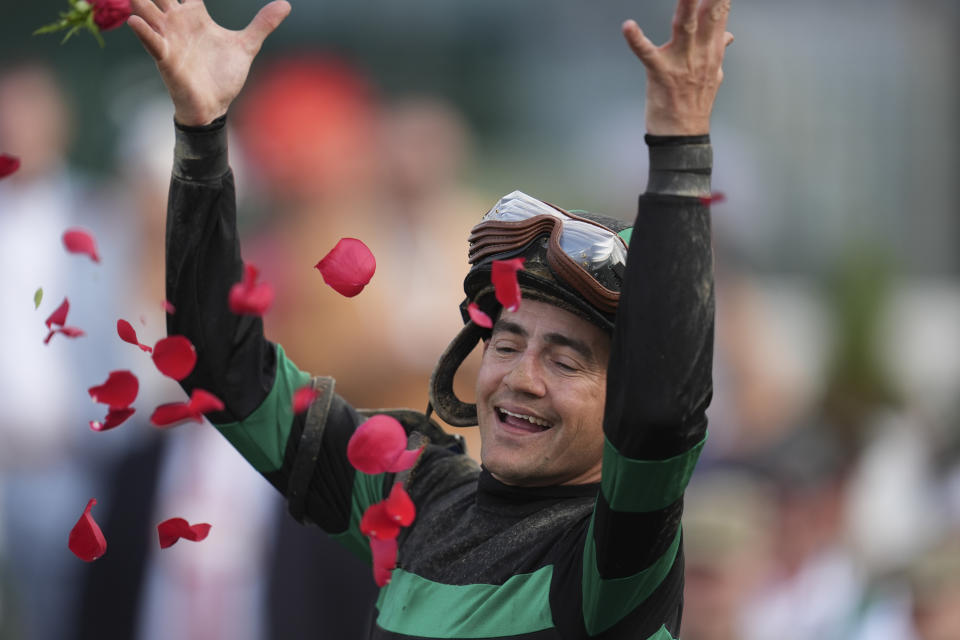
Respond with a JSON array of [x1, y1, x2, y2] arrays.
[[578, 0, 731, 636]]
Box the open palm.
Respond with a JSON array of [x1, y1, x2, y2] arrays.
[[128, 0, 291, 126]]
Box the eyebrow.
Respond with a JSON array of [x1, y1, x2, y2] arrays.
[[492, 319, 597, 362]]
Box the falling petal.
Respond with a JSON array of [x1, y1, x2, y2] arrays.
[[385, 446, 422, 474], [228, 263, 274, 316], [34, 288, 43, 309], [89, 407, 136, 432], [187, 388, 224, 415], [384, 483, 416, 526], [360, 503, 401, 541], [314, 238, 376, 298], [45, 297, 70, 328], [63, 228, 101, 263], [152, 335, 197, 381], [0, 153, 20, 179], [491, 258, 525, 312], [369, 536, 398, 587], [347, 414, 410, 475], [149, 401, 197, 428], [117, 319, 152, 353], [68, 498, 107, 562], [698, 191, 726, 206], [44, 326, 86, 345], [162, 300, 176, 315], [292, 386, 318, 414], [157, 517, 212, 549], [467, 303, 493, 329], [88, 370, 139, 408]]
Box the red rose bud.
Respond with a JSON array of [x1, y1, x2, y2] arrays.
[[117, 319, 153, 353], [150, 388, 225, 428], [292, 385, 318, 414], [68, 498, 106, 562], [152, 335, 197, 381], [91, 0, 131, 31], [491, 258, 525, 312], [89, 407, 135, 432], [346, 414, 422, 475], [228, 263, 274, 316], [0, 153, 20, 179], [157, 517, 212, 549], [467, 302, 493, 329], [88, 370, 138, 408], [63, 227, 100, 263], [369, 536, 398, 587], [315, 238, 376, 298]]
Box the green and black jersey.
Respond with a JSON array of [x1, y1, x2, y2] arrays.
[[165, 119, 713, 639]]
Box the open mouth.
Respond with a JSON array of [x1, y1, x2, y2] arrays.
[[496, 407, 552, 433]]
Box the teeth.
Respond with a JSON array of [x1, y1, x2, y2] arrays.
[[500, 409, 550, 428]]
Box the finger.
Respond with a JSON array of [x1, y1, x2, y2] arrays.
[[128, 15, 167, 60], [724, 31, 735, 47], [671, 0, 699, 50], [242, 0, 291, 51], [622, 20, 658, 66], [153, 0, 177, 10], [697, 0, 732, 45], [130, 0, 166, 33]]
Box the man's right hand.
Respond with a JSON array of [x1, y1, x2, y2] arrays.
[[128, 0, 291, 126]]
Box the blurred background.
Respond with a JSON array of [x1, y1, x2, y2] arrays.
[[1, 0, 958, 639]]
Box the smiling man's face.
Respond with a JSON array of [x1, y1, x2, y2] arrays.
[[475, 298, 611, 487]]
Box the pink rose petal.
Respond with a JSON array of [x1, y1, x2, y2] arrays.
[[157, 517, 212, 549], [467, 302, 493, 329], [63, 228, 101, 263], [152, 335, 197, 381], [292, 386, 318, 414], [369, 536, 398, 587], [315, 238, 376, 298], [347, 414, 421, 475], [117, 319, 152, 353], [88, 370, 138, 408], [228, 263, 274, 316], [383, 483, 415, 527], [68, 498, 106, 562], [491, 258, 525, 312], [360, 502, 401, 541], [45, 297, 70, 329], [43, 326, 85, 345], [89, 406, 136, 432], [162, 300, 176, 315], [149, 388, 224, 428], [0, 153, 20, 179], [698, 191, 726, 206]]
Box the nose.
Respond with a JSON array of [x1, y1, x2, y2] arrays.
[[503, 352, 547, 397]]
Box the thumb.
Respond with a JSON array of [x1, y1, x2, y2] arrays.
[[622, 20, 657, 65], [243, 1, 292, 51]]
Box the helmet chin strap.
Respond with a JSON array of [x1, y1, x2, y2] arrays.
[[429, 321, 489, 427]]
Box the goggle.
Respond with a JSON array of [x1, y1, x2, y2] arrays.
[[468, 191, 628, 314]]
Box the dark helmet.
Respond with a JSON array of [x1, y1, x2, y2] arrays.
[[429, 190, 631, 426]]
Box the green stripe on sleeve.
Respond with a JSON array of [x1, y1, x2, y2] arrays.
[[375, 567, 554, 638], [601, 434, 706, 513], [646, 625, 678, 640], [213, 345, 311, 474], [581, 518, 682, 636]]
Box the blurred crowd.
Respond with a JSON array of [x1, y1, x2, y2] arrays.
[[0, 42, 958, 640]]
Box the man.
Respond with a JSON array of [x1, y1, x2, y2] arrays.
[[129, 0, 732, 636]]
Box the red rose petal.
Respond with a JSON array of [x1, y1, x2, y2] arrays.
[[491, 258, 525, 312], [117, 319, 153, 353], [698, 191, 726, 206], [0, 153, 20, 179], [63, 228, 101, 263], [369, 536, 398, 587], [228, 263, 275, 316], [162, 300, 176, 315], [152, 335, 197, 381], [43, 326, 86, 345], [384, 483, 415, 527], [88, 370, 139, 408], [292, 386, 318, 414], [386, 447, 422, 474], [45, 297, 70, 328], [149, 401, 196, 427], [68, 498, 107, 562], [157, 517, 212, 549], [347, 414, 410, 475], [315, 238, 376, 298], [187, 388, 224, 415], [89, 407, 136, 432], [467, 302, 493, 329], [360, 503, 401, 541]]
